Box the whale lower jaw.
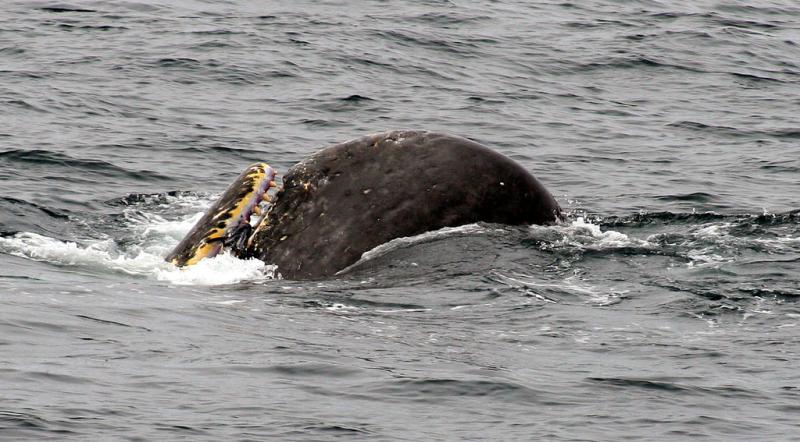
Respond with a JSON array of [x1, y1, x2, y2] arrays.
[[165, 163, 277, 267]]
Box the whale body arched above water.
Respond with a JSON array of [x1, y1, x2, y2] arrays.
[[166, 130, 563, 279]]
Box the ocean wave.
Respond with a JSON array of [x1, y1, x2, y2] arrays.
[[0, 149, 170, 180]]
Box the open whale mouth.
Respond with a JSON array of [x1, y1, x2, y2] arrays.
[[165, 163, 277, 266]]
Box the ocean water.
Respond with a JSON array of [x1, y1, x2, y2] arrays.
[[1, 0, 799, 440]]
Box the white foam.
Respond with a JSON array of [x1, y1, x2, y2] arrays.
[[683, 221, 799, 266], [692, 222, 732, 238], [531, 216, 652, 250], [154, 253, 276, 285], [569, 216, 640, 247], [140, 211, 204, 242], [0, 194, 278, 286], [0, 231, 275, 285]]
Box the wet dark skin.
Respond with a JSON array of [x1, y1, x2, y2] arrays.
[[243, 131, 562, 279]]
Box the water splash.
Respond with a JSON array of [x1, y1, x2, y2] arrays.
[[0, 194, 276, 286], [529, 216, 654, 251]]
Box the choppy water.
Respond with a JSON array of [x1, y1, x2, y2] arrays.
[[2, 0, 799, 440]]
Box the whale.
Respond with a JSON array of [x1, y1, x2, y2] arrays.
[[166, 130, 563, 279]]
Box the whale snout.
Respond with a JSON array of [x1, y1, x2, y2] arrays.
[[165, 163, 277, 266]]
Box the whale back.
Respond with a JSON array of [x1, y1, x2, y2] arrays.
[[246, 130, 562, 279]]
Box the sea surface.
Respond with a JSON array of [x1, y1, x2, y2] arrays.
[[1, 0, 799, 440]]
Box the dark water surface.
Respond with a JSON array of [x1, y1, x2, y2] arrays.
[[2, 0, 799, 440]]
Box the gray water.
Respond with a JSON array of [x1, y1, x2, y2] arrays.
[[1, 0, 799, 440]]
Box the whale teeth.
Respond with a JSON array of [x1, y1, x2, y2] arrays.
[[262, 194, 271, 202], [269, 181, 278, 188], [253, 206, 263, 215]]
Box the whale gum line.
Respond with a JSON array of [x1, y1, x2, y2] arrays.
[[166, 163, 274, 266], [245, 131, 562, 280]]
